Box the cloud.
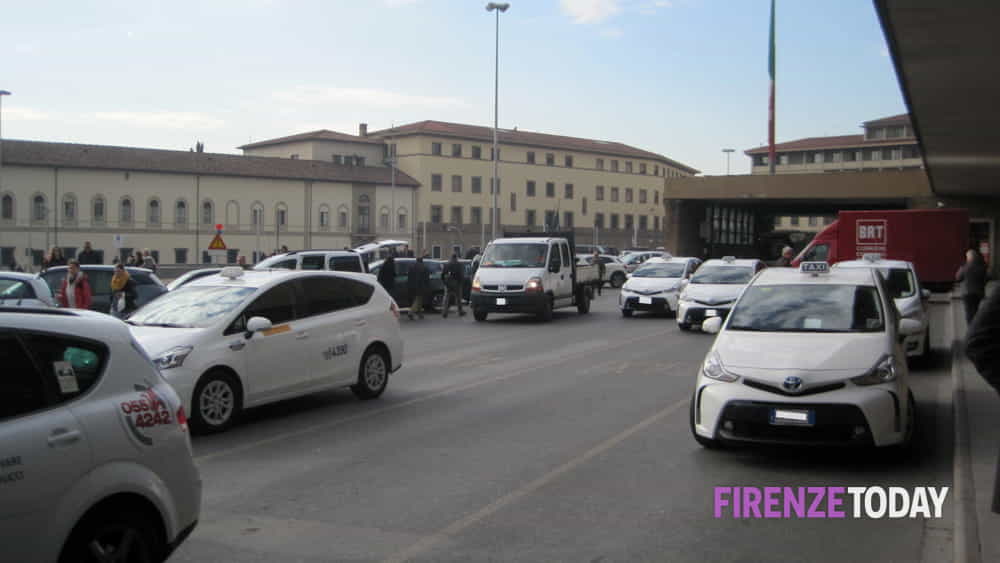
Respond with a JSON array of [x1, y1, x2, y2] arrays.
[[4, 107, 52, 121], [91, 111, 225, 130], [600, 27, 624, 38], [273, 86, 467, 109], [560, 0, 622, 24]]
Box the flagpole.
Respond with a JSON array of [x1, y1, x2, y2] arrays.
[[768, 0, 777, 175]]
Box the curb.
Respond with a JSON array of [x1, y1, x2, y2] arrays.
[[952, 296, 982, 563]]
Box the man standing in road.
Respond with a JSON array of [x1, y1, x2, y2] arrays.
[[78, 241, 101, 264], [776, 246, 795, 267], [593, 250, 606, 296], [407, 256, 429, 320], [441, 254, 466, 318], [378, 253, 397, 294], [956, 248, 988, 323]]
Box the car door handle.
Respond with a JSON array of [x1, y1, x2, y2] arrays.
[[296, 332, 310, 340], [229, 340, 246, 351], [48, 428, 81, 447]]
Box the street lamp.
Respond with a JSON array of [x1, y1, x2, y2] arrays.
[[0, 90, 10, 254], [486, 2, 509, 242], [722, 148, 735, 175]]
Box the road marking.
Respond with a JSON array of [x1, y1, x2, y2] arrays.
[[380, 397, 689, 563], [195, 328, 675, 462]]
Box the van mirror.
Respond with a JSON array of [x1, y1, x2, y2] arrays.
[[921, 289, 931, 300], [702, 316, 724, 334]]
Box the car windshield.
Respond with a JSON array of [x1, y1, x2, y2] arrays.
[[728, 284, 885, 333], [127, 285, 256, 328], [690, 266, 752, 284], [480, 243, 548, 268], [632, 263, 686, 278]]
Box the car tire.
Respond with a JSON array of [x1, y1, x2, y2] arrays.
[[621, 309, 633, 318], [538, 297, 554, 322], [610, 272, 626, 288], [191, 370, 242, 434], [678, 322, 691, 331], [473, 309, 488, 322], [59, 504, 165, 563], [689, 398, 720, 449], [351, 346, 389, 400], [577, 289, 591, 314]]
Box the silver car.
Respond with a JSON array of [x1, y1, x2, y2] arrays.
[[0, 272, 56, 308]]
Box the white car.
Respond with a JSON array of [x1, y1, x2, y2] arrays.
[[127, 267, 404, 433], [619, 257, 701, 317], [677, 257, 765, 331], [690, 262, 920, 449], [0, 308, 200, 562], [833, 256, 931, 359], [0, 272, 56, 307], [577, 254, 628, 288], [254, 250, 368, 273], [620, 251, 670, 273]]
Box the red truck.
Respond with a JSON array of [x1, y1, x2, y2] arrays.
[[792, 209, 970, 291]]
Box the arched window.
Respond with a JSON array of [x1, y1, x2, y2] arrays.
[[201, 200, 214, 225], [250, 202, 264, 229], [397, 207, 408, 231], [226, 201, 239, 229], [148, 199, 161, 226], [357, 194, 370, 234], [275, 203, 288, 231], [61, 194, 77, 224], [32, 195, 47, 222], [318, 204, 331, 230], [175, 200, 188, 226], [337, 205, 349, 231], [120, 197, 133, 224], [1, 194, 14, 221], [92, 196, 106, 224], [379, 206, 390, 231]]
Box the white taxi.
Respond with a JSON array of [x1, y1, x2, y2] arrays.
[[677, 257, 765, 331], [0, 308, 200, 562], [833, 255, 931, 359], [619, 257, 701, 317], [690, 262, 920, 449], [127, 267, 404, 433]]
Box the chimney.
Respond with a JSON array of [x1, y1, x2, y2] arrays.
[[359, 123, 368, 137]]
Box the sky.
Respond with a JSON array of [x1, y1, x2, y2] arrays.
[[0, 0, 905, 175]]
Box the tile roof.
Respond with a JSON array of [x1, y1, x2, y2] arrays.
[[862, 113, 911, 127], [238, 129, 383, 149], [1, 139, 420, 186], [744, 134, 918, 155], [368, 120, 700, 174]]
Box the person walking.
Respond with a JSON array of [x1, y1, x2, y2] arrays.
[[110, 262, 139, 318], [407, 256, 430, 320], [775, 246, 795, 267], [43, 246, 66, 271], [441, 254, 466, 318], [57, 260, 92, 310], [593, 250, 606, 296], [378, 254, 397, 294], [77, 241, 101, 264], [141, 249, 158, 273], [956, 248, 988, 323]]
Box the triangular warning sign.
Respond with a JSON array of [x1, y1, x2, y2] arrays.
[[208, 233, 227, 250]]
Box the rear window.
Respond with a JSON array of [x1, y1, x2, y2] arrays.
[[728, 284, 885, 333], [879, 268, 917, 299]]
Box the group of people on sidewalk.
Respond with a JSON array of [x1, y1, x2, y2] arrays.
[[376, 253, 467, 321]]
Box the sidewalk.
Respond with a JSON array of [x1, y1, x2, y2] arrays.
[[952, 289, 1000, 563]]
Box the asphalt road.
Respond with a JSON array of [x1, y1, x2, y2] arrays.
[[172, 290, 955, 563]]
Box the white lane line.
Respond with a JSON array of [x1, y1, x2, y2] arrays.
[[195, 328, 674, 463], [380, 397, 690, 563]]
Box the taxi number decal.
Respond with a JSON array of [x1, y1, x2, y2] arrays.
[[262, 324, 291, 336], [323, 344, 348, 360], [134, 410, 172, 428]]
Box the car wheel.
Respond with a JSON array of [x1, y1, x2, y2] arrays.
[[473, 309, 488, 322], [610, 272, 626, 288], [577, 289, 591, 314], [352, 346, 389, 400], [689, 398, 719, 449], [621, 309, 633, 318], [678, 322, 691, 331], [191, 370, 242, 434], [538, 297, 554, 322], [59, 505, 165, 563]]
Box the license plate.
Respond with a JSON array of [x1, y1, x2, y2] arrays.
[[639, 296, 653, 305], [496, 298, 507, 306], [770, 408, 815, 426], [705, 309, 718, 317]]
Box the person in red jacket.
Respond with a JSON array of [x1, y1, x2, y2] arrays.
[[57, 260, 93, 310]]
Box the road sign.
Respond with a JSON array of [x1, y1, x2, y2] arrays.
[[208, 233, 227, 250]]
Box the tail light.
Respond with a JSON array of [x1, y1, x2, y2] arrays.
[[176, 406, 189, 432], [390, 301, 400, 319]]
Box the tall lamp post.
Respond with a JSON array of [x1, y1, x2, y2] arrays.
[[0, 90, 10, 257], [722, 148, 735, 175], [486, 2, 509, 242]]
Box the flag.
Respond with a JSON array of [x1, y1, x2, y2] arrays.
[[768, 0, 776, 175]]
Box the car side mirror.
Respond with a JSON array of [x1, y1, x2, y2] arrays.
[[702, 316, 724, 334], [898, 318, 921, 337], [244, 316, 272, 339], [921, 289, 931, 300]]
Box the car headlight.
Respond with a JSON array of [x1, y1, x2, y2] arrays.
[[525, 276, 544, 293], [472, 276, 481, 292], [701, 351, 738, 382], [850, 355, 896, 386], [153, 345, 194, 370]]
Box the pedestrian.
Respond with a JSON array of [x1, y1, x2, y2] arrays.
[[441, 254, 466, 318], [966, 284, 1000, 513], [776, 246, 795, 267], [43, 246, 66, 270], [280, 245, 289, 254], [141, 249, 158, 273], [956, 248, 988, 324], [77, 241, 101, 264], [57, 259, 92, 310], [110, 262, 139, 318], [378, 253, 397, 293], [593, 250, 606, 296], [407, 256, 430, 320]]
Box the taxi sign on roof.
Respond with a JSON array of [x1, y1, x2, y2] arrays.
[[800, 261, 829, 274], [207, 233, 227, 250]]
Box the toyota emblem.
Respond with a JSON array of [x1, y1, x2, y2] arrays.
[[782, 376, 803, 392]]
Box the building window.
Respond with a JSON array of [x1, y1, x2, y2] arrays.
[[472, 146, 482, 159], [120, 198, 133, 225], [510, 193, 516, 211], [654, 191, 659, 205], [525, 209, 536, 226], [565, 155, 573, 167], [175, 200, 187, 226], [356, 196, 368, 233], [891, 148, 903, 160], [201, 200, 213, 225], [625, 214, 634, 230], [639, 189, 647, 204], [582, 197, 588, 216], [594, 213, 605, 229], [527, 151, 536, 164], [526, 180, 536, 197], [398, 209, 408, 231], [452, 143, 462, 157], [546, 182, 555, 198], [277, 205, 288, 231], [545, 153, 554, 166], [596, 158, 604, 170], [452, 175, 463, 192], [490, 148, 501, 160], [654, 165, 659, 175], [62, 195, 77, 224], [639, 215, 648, 231], [319, 206, 330, 228], [611, 214, 620, 229], [432, 142, 442, 155], [174, 248, 188, 264], [791, 216, 800, 226], [471, 207, 482, 225], [450, 206, 463, 225], [147, 199, 160, 226], [338, 207, 349, 229], [432, 245, 442, 259], [380, 208, 390, 230], [1, 194, 12, 221], [654, 216, 660, 231], [611, 187, 619, 202], [491, 178, 501, 194], [808, 216, 818, 227], [545, 211, 557, 229], [824, 216, 834, 225], [563, 212, 573, 228], [625, 162, 633, 173], [564, 184, 574, 199], [472, 176, 483, 193], [431, 205, 443, 224], [611, 160, 619, 172], [32, 195, 46, 222], [432, 174, 443, 191], [625, 188, 633, 203], [596, 186, 604, 201], [640, 163, 647, 174]]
